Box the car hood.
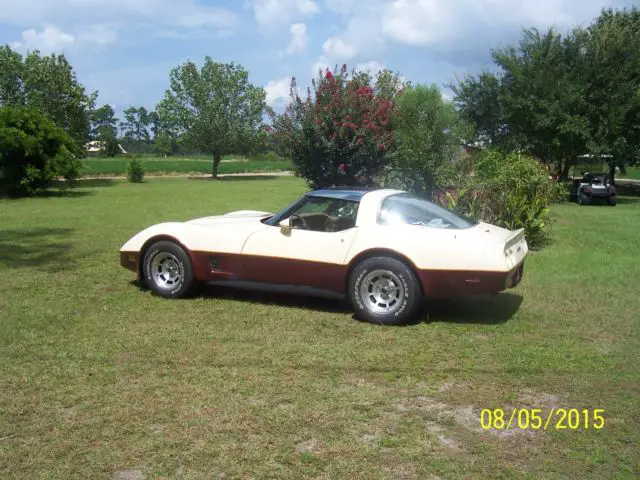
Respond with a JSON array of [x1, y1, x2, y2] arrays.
[[185, 210, 273, 227]]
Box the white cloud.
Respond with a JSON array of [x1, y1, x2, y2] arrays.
[[251, 0, 320, 28], [355, 60, 385, 75], [76, 24, 119, 47], [381, 0, 455, 47], [11, 23, 120, 53], [310, 57, 330, 77], [283, 23, 308, 55], [265, 77, 292, 107], [379, 0, 618, 47], [0, 0, 239, 39], [322, 36, 359, 60], [323, 0, 358, 15], [313, 0, 627, 71], [11, 25, 75, 53]]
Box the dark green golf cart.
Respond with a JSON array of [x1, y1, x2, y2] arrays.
[[568, 154, 617, 206]]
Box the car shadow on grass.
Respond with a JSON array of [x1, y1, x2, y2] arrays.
[[194, 284, 522, 325], [0, 228, 79, 271], [423, 293, 523, 325], [197, 284, 353, 314]]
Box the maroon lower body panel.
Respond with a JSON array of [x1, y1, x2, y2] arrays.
[[122, 248, 525, 298], [190, 251, 348, 294]]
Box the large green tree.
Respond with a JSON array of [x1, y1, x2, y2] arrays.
[[582, 8, 640, 168], [452, 28, 591, 176], [452, 7, 640, 176], [383, 84, 471, 197], [0, 46, 96, 147], [89, 104, 118, 140], [157, 57, 266, 177], [121, 106, 150, 142]]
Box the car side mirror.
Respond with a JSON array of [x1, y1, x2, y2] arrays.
[[279, 218, 291, 235]]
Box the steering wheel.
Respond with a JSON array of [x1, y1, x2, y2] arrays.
[[289, 214, 308, 230]]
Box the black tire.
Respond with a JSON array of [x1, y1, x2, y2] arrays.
[[348, 256, 423, 325], [608, 197, 617, 206], [142, 240, 195, 298]]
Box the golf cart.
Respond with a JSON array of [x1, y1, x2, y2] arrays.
[[569, 154, 617, 206]]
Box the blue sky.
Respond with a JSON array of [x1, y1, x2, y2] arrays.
[[0, 0, 635, 115]]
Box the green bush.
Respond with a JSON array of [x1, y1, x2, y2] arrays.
[[126, 156, 145, 183], [451, 150, 558, 248], [0, 106, 81, 197], [253, 150, 285, 163], [154, 131, 177, 157]]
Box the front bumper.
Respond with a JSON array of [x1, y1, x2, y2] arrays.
[[120, 251, 140, 277]]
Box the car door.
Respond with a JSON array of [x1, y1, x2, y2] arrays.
[[239, 196, 359, 293]]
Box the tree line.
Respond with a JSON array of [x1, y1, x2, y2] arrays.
[[0, 6, 638, 198], [451, 7, 640, 178]]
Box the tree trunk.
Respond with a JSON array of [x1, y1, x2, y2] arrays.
[[212, 155, 222, 179], [561, 160, 571, 181], [609, 162, 616, 186]]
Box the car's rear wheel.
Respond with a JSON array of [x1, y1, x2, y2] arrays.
[[349, 256, 423, 325], [142, 240, 195, 298], [608, 196, 617, 206]]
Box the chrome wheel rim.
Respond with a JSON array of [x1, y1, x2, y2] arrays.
[[150, 252, 183, 290], [359, 269, 405, 315]]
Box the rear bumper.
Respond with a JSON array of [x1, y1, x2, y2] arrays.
[[420, 262, 525, 298], [585, 193, 614, 198]]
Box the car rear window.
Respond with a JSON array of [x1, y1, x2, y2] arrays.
[[378, 193, 477, 230]]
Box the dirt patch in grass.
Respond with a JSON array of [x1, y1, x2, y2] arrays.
[[112, 469, 145, 480]]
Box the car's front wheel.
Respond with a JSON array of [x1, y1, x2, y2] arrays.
[[142, 240, 195, 298], [349, 256, 423, 325]]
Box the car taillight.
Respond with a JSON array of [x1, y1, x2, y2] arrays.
[[583, 187, 591, 193], [610, 186, 616, 193]]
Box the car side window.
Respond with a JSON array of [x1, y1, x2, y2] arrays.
[[286, 197, 359, 233]]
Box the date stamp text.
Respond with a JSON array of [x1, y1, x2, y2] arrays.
[[480, 408, 605, 431]]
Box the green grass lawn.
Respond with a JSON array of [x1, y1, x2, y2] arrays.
[[1, 178, 639, 479], [83, 155, 292, 176], [621, 166, 640, 180]]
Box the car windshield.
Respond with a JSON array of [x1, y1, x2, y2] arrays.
[[378, 193, 477, 229]]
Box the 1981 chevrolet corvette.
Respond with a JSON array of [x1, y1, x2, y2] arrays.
[[120, 188, 528, 325]]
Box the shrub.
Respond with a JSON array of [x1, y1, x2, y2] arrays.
[[0, 106, 81, 197], [154, 131, 177, 157], [270, 65, 403, 189], [446, 150, 558, 248], [254, 150, 285, 163], [126, 156, 145, 183]]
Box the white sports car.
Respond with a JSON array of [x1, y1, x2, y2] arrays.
[[120, 188, 528, 325]]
